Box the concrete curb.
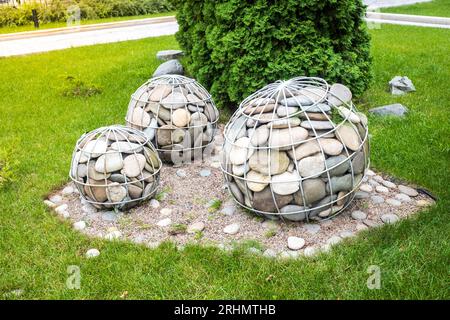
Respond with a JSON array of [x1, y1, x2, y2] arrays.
[[366, 12, 450, 29]]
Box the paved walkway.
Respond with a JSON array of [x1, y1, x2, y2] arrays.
[[363, 0, 432, 9], [0, 16, 178, 57]]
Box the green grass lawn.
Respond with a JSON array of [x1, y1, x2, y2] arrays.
[[0, 25, 449, 299], [0, 11, 175, 35], [382, 0, 450, 17]]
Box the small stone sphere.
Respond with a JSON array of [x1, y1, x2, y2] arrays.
[[69, 125, 161, 211], [221, 77, 370, 221], [125, 75, 219, 165]]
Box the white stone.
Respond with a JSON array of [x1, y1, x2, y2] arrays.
[[246, 170, 270, 192], [172, 108, 191, 127], [298, 155, 325, 178], [382, 180, 397, 189], [156, 218, 172, 227], [395, 193, 412, 202], [223, 223, 240, 235], [81, 139, 108, 159], [187, 222, 205, 234], [351, 210, 367, 220], [376, 185, 389, 193], [340, 230, 355, 238], [386, 198, 402, 206], [122, 154, 146, 178], [150, 199, 160, 208], [95, 153, 124, 173], [85, 248, 100, 258], [229, 137, 254, 165], [44, 200, 56, 208], [62, 186, 75, 195], [105, 230, 122, 240], [263, 249, 277, 258], [160, 208, 172, 216], [49, 194, 63, 204], [326, 235, 342, 246], [73, 221, 86, 231], [287, 236, 305, 250], [381, 213, 399, 224], [55, 204, 68, 215], [271, 171, 301, 195], [303, 224, 320, 234], [360, 184, 373, 193], [303, 246, 318, 257], [398, 185, 419, 197]]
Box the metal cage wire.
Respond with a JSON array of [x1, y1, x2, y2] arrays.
[[125, 75, 220, 164], [69, 125, 162, 211], [220, 77, 370, 222]]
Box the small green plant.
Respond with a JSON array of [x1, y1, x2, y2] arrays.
[[264, 229, 277, 239], [207, 199, 222, 213], [61, 76, 102, 98], [169, 223, 187, 235], [194, 231, 203, 240]]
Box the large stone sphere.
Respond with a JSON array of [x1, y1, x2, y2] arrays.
[[69, 125, 161, 211], [125, 75, 219, 165], [221, 77, 370, 221]]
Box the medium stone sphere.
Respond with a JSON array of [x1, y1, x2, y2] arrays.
[[221, 77, 370, 221], [69, 125, 161, 211], [125, 75, 219, 165]]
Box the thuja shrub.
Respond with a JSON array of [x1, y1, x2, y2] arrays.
[[173, 0, 373, 109]]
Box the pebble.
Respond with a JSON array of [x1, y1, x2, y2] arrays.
[[160, 208, 172, 216], [263, 249, 277, 258], [85, 248, 100, 258], [371, 195, 385, 204], [223, 223, 240, 235], [221, 206, 236, 216], [247, 247, 260, 255], [416, 199, 431, 207], [355, 191, 370, 199], [386, 198, 402, 206], [395, 193, 411, 203], [382, 180, 397, 189], [82, 204, 97, 214], [200, 169, 211, 177], [326, 236, 342, 246], [373, 175, 385, 183], [351, 210, 367, 220], [105, 230, 122, 240], [366, 169, 375, 176], [303, 247, 318, 257], [150, 199, 160, 209], [73, 221, 86, 231], [356, 223, 369, 231], [376, 185, 389, 193], [398, 185, 419, 197], [187, 222, 205, 234], [62, 186, 75, 195], [381, 213, 399, 224], [363, 219, 381, 228], [340, 230, 355, 238], [102, 211, 120, 222], [157, 218, 172, 227], [49, 195, 63, 204], [360, 184, 373, 193], [368, 179, 380, 187], [55, 204, 68, 215], [43, 200, 56, 208], [303, 224, 320, 234], [279, 250, 299, 259], [287, 236, 305, 250], [176, 169, 187, 178]]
